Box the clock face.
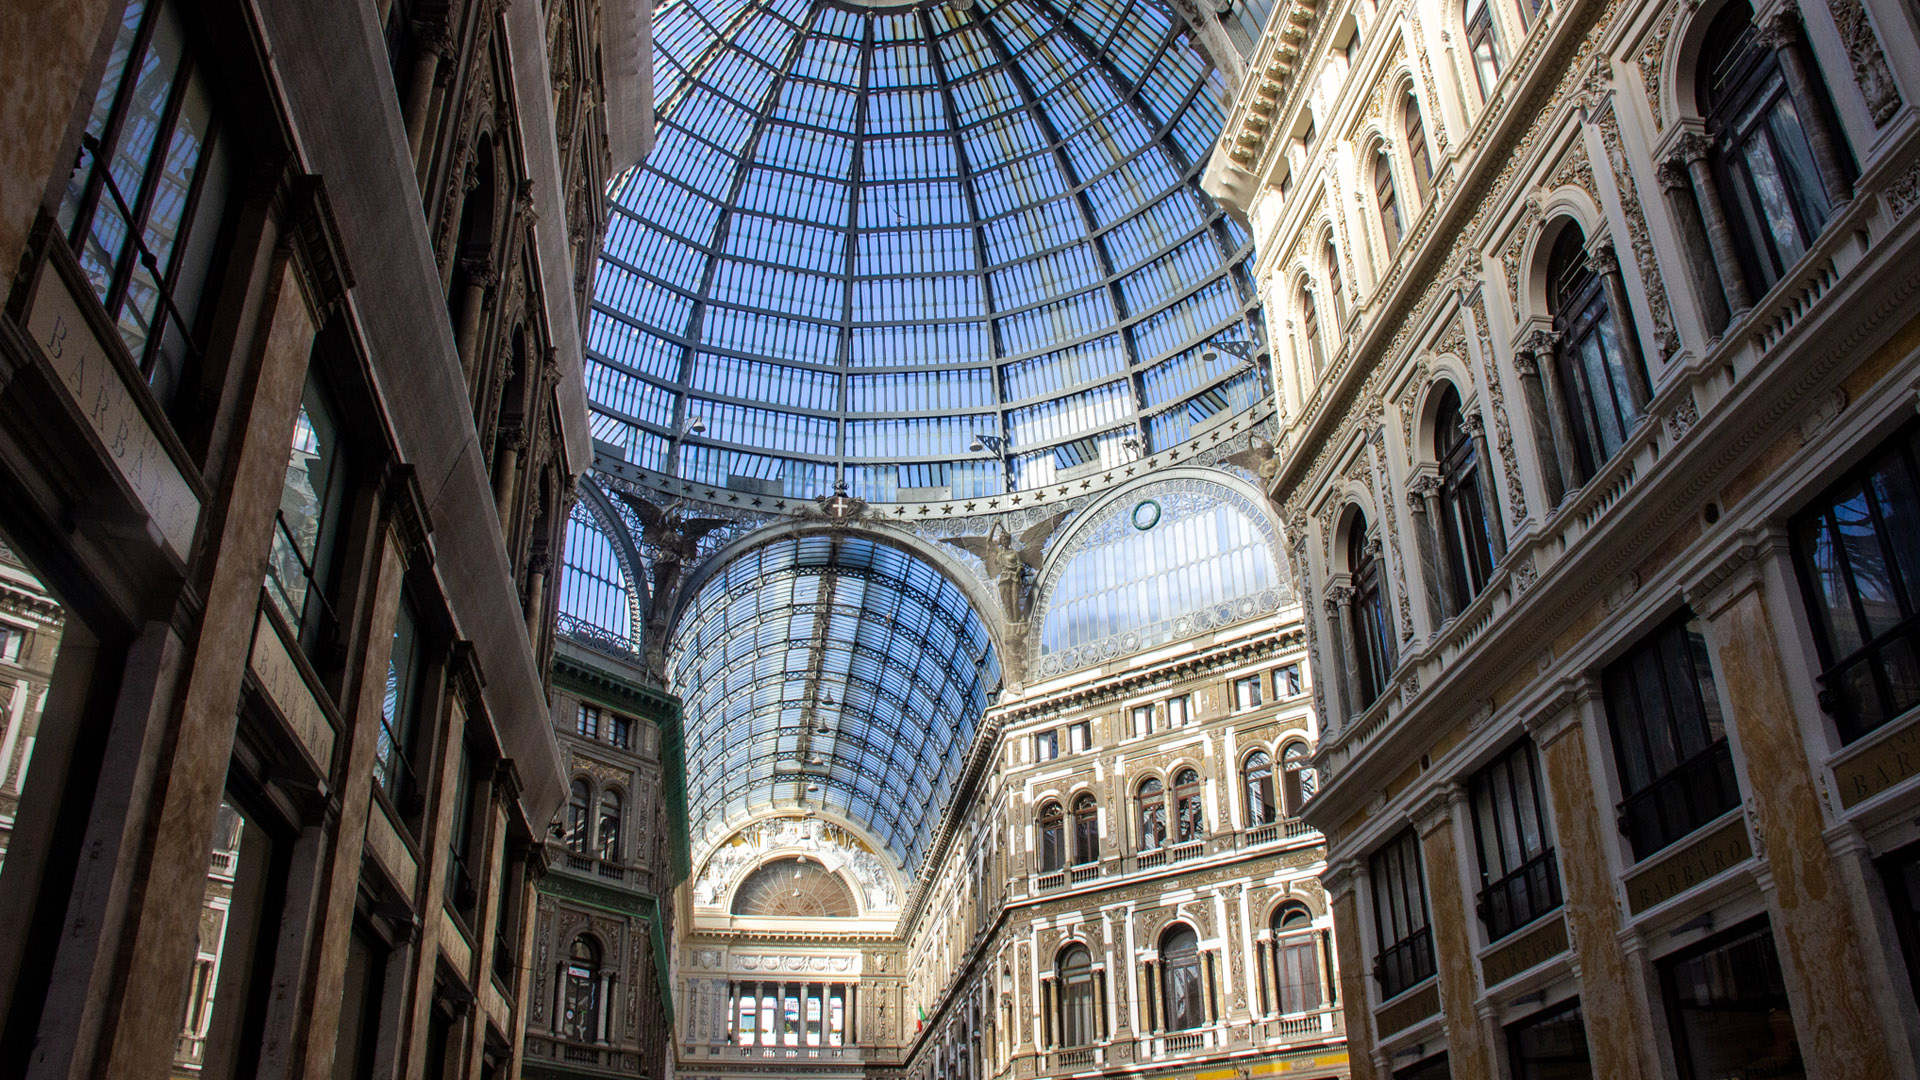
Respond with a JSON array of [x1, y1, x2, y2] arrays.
[[1132, 500, 1161, 531]]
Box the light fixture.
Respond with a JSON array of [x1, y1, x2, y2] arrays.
[[683, 416, 708, 436], [1199, 340, 1255, 367], [970, 433, 1008, 457]]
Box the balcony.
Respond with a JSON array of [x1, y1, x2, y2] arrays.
[[524, 1033, 647, 1074], [689, 1041, 867, 1064], [552, 847, 648, 890]]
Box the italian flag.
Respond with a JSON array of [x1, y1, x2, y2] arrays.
[[915, 1004, 927, 1032]]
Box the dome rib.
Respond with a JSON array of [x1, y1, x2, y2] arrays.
[[592, 0, 1263, 502]]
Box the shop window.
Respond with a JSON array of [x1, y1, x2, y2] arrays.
[[1469, 738, 1561, 940], [1791, 424, 1920, 743], [1602, 612, 1740, 860], [1507, 999, 1592, 1079], [1659, 919, 1804, 1080], [1879, 840, 1920, 1007], [173, 798, 279, 1079], [266, 372, 351, 654], [1370, 828, 1435, 999], [58, 0, 233, 412]]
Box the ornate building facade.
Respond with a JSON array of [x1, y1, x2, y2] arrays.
[[1206, 0, 1920, 1073], [0, 0, 651, 1077]]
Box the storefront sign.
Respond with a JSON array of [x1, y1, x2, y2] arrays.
[[1481, 913, 1569, 987], [1832, 711, 1920, 808], [1374, 982, 1440, 1036], [248, 607, 336, 773], [26, 265, 200, 560], [1623, 815, 1751, 914]]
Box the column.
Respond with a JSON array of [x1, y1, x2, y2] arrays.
[[453, 257, 498, 393], [1202, 952, 1219, 1026], [1526, 691, 1659, 1080], [1412, 787, 1495, 1079], [1140, 959, 1158, 1034], [402, 21, 451, 166], [491, 425, 524, 523], [1587, 241, 1654, 412], [1325, 862, 1378, 1080], [1689, 552, 1909, 1080], [1758, 12, 1853, 204], [1040, 975, 1055, 1049], [1406, 475, 1452, 625], [1656, 154, 1732, 333], [1254, 934, 1274, 1017], [596, 970, 613, 1043], [1461, 411, 1508, 557], [1674, 132, 1754, 314], [1516, 329, 1583, 499], [1326, 588, 1365, 723], [1094, 966, 1108, 1040]]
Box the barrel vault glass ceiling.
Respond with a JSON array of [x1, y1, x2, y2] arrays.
[[588, 0, 1265, 505], [667, 534, 1001, 872]]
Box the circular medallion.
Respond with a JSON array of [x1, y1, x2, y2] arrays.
[[1131, 500, 1162, 530]]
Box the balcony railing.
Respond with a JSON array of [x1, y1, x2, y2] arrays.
[[1052, 1046, 1098, 1068], [1169, 839, 1205, 863], [1069, 863, 1099, 883], [1262, 1005, 1343, 1041], [553, 847, 645, 888], [1137, 847, 1167, 869], [1161, 1031, 1207, 1053]]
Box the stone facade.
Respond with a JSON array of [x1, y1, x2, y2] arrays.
[[0, 0, 650, 1077], [1209, 0, 1920, 1073]]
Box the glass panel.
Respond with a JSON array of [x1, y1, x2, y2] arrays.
[[1662, 923, 1805, 1080]]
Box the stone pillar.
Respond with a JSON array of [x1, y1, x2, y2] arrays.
[[1406, 475, 1452, 625], [1093, 966, 1108, 1040], [1202, 951, 1219, 1025], [1326, 587, 1365, 722], [1527, 689, 1658, 1080], [523, 550, 550, 641], [402, 22, 451, 168], [492, 424, 524, 523], [1517, 329, 1584, 498], [1140, 959, 1158, 1034], [1674, 133, 1754, 314], [1689, 548, 1908, 1080], [1510, 339, 1568, 507], [1654, 156, 1731, 334], [1412, 786, 1495, 1079], [1326, 863, 1379, 1080], [454, 257, 498, 395], [1462, 411, 1508, 558], [1758, 12, 1853, 205], [1254, 934, 1274, 1017], [1587, 241, 1654, 412]]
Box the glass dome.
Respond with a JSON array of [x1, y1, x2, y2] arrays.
[[588, 0, 1265, 505]]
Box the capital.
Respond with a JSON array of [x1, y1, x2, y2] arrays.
[[1755, 11, 1802, 52], [1655, 157, 1692, 193], [1675, 131, 1714, 165], [1584, 239, 1620, 277]]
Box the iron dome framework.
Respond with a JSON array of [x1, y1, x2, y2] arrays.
[[588, 0, 1266, 504]]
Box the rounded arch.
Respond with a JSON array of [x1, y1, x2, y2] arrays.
[[562, 477, 648, 646], [1409, 369, 1476, 466], [1027, 470, 1290, 676], [728, 855, 862, 918], [1658, 0, 1749, 131], [1269, 891, 1326, 923], [1396, 78, 1435, 204], [1270, 898, 1316, 928], [1518, 210, 1604, 325], [570, 932, 605, 963], [1333, 501, 1376, 575]]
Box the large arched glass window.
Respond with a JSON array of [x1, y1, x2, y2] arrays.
[[1058, 945, 1097, 1047], [1072, 794, 1100, 866], [1465, 0, 1505, 97], [1547, 225, 1643, 480], [1038, 801, 1066, 873], [562, 936, 602, 1043], [1244, 751, 1276, 827], [566, 778, 591, 854], [1697, 1, 1842, 292], [1374, 148, 1403, 251], [1160, 926, 1205, 1031], [1403, 93, 1433, 203], [1173, 768, 1206, 842], [1349, 515, 1395, 708], [1281, 740, 1317, 815], [1137, 778, 1167, 851], [597, 788, 623, 863], [1300, 285, 1326, 375], [1435, 386, 1495, 609], [1325, 238, 1347, 328], [1270, 904, 1323, 1015]]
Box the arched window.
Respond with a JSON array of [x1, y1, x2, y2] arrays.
[[1072, 793, 1099, 866], [1058, 945, 1097, 1047], [1173, 767, 1206, 841], [1159, 926, 1205, 1031], [1547, 224, 1644, 480], [1696, 1, 1844, 292], [562, 936, 602, 1042], [566, 778, 591, 853], [1373, 148, 1402, 251], [1349, 515, 1395, 707], [1038, 801, 1065, 873], [1435, 386, 1495, 609], [1465, 0, 1504, 97], [1324, 239, 1347, 328], [1300, 285, 1326, 375], [1244, 750, 1276, 827], [1136, 778, 1167, 851], [1403, 93, 1433, 203], [1281, 740, 1317, 815], [1269, 904, 1323, 1015], [597, 788, 623, 863]]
